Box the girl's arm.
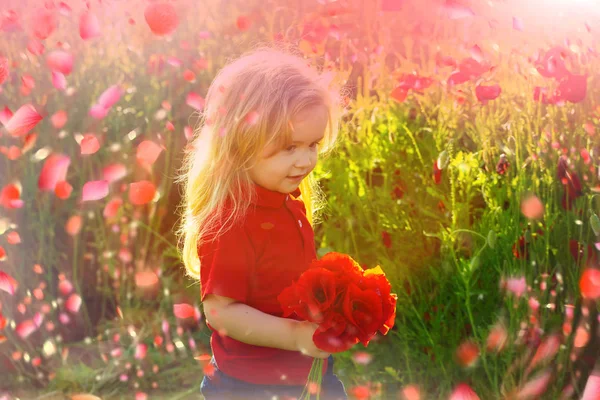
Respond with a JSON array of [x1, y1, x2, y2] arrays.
[[203, 293, 299, 351]]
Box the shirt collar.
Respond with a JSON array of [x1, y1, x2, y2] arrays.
[[251, 182, 301, 208]]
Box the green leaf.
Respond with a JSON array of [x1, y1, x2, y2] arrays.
[[437, 150, 449, 169], [384, 366, 398, 378], [487, 230, 497, 249], [470, 255, 480, 271], [591, 213, 600, 236]]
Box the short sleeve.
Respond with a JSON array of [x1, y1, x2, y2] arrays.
[[198, 223, 255, 303]]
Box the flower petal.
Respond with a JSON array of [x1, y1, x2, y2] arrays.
[[65, 293, 82, 313], [79, 11, 101, 40], [3, 104, 43, 137], [46, 50, 73, 75], [144, 2, 179, 36], [82, 180, 109, 202], [129, 181, 156, 205], [0, 270, 18, 295]]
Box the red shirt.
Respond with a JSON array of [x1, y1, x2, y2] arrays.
[[198, 182, 329, 385]]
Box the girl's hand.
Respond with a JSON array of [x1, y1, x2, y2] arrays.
[[293, 320, 331, 359]]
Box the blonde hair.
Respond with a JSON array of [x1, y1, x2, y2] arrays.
[[175, 43, 347, 281]]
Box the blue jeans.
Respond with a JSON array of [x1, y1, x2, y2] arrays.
[[200, 355, 347, 400]]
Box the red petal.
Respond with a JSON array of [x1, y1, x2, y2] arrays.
[[0, 57, 9, 85], [517, 368, 552, 399], [31, 8, 58, 40], [581, 268, 600, 299], [0, 106, 13, 125], [0, 270, 18, 295], [513, 16, 524, 31], [7, 231, 21, 244], [80, 134, 100, 155], [58, 2, 72, 16], [27, 39, 45, 56], [65, 293, 82, 313], [16, 319, 38, 339], [144, 2, 179, 36], [528, 334, 561, 371], [236, 15, 252, 31], [89, 104, 109, 119], [391, 86, 408, 103], [102, 163, 128, 183], [442, 2, 475, 20], [3, 104, 43, 137], [521, 195, 544, 219], [97, 85, 122, 109], [82, 180, 109, 202], [1, 184, 21, 209], [79, 11, 101, 40], [51, 110, 68, 129], [38, 154, 71, 192], [456, 340, 480, 367], [135, 343, 148, 360], [136, 140, 163, 165], [449, 383, 480, 400], [581, 374, 600, 400], [46, 50, 73, 75], [186, 92, 205, 111], [65, 215, 82, 236], [448, 71, 470, 86], [103, 197, 123, 218], [51, 71, 67, 91], [58, 279, 73, 296], [129, 181, 156, 205], [173, 303, 195, 319]]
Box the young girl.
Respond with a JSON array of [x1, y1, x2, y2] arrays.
[[176, 44, 352, 399]]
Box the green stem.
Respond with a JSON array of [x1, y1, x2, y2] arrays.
[[400, 123, 426, 168], [450, 228, 488, 242]]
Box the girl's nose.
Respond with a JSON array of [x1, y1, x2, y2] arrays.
[[295, 151, 313, 169]]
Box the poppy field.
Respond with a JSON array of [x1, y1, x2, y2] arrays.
[[3, 0, 600, 399]]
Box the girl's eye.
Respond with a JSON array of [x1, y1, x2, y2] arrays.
[[286, 141, 321, 152]]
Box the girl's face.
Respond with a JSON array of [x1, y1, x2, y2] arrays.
[[249, 104, 328, 194]]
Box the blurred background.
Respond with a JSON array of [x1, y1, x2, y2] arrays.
[[3, 0, 600, 399]]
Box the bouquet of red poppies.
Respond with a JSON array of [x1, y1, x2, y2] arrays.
[[277, 252, 397, 400]]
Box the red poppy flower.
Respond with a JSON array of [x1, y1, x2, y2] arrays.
[[557, 157, 583, 209], [313, 312, 360, 353], [569, 240, 598, 267], [475, 84, 501, 103], [311, 252, 364, 286], [391, 183, 404, 200], [433, 160, 442, 184], [396, 74, 434, 92], [496, 154, 509, 175], [382, 231, 392, 248], [341, 283, 383, 345], [458, 57, 489, 78], [278, 253, 397, 353], [447, 71, 470, 86], [436, 53, 458, 68], [534, 46, 571, 80], [300, 13, 330, 44], [359, 271, 397, 336], [513, 235, 528, 260], [555, 73, 587, 104], [278, 268, 338, 323]]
